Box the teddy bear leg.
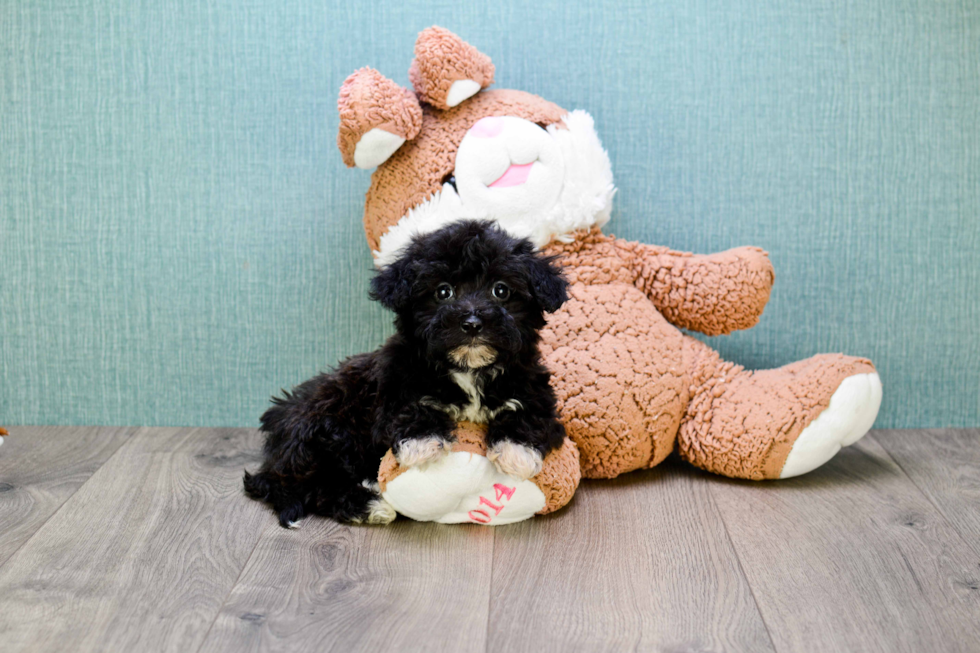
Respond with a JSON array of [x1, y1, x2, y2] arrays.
[[678, 337, 882, 480]]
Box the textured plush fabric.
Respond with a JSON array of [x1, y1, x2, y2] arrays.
[[350, 28, 882, 484], [0, 1, 977, 428], [677, 340, 877, 479], [548, 229, 775, 336], [409, 27, 495, 110], [539, 230, 778, 477], [337, 68, 422, 168], [536, 232, 876, 480]]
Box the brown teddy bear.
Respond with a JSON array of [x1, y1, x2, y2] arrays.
[[338, 27, 882, 524]]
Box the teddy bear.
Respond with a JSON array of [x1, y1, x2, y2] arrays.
[[336, 27, 883, 524]]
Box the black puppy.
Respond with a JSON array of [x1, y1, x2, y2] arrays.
[[244, 220, 569, 527]]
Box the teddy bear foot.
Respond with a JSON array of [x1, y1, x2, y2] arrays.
[[487, 441, 543, 480], [780, 372, 883, 478], [394, 436, 451, 468]]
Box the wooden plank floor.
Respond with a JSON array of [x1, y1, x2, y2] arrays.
[[0, 427, 978, 653]]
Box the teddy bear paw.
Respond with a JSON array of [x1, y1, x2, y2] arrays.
[[394, 436, 451, 468], [780, 372, 883, 478], [487, 441, 543, 480]]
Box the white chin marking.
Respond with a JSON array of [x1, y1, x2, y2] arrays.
[[395, 436, 449, 468], [449, 344, 497, 369], [487, 441, 543, 481], [780, 372, 883, 479], [365, 497, 397, 525], [286, 520, 302, 530]]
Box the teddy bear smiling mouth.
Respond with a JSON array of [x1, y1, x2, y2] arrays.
[[488, 160, 536, 188]]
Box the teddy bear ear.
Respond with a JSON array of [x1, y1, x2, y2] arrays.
[[337, 67, 423, 169], [409, 26, 495, 110]]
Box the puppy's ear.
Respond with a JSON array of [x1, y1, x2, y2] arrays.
[[524, 250, 569, 313], [370, 257, 416, 312]]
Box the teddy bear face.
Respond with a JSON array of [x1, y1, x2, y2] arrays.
[[338, 29, 618, 267], [455, 116, 564, 223]]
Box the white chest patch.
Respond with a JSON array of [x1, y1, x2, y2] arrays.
[[451, 370, 488, 422], [420, 371, 522, 424]]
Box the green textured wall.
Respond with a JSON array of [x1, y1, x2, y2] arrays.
[[1, 0, 977, 428]]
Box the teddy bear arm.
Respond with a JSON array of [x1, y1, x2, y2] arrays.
[[624, 241, 776, 336]]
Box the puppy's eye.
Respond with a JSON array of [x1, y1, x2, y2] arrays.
[[440, 172, 458, 192], [492, 282, 511, 300], [435, 283, 455, 302]]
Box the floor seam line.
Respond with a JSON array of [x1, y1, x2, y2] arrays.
[[869, 430, 980, 558], [193, 527, 266, 653], [193, 435, 271, 653], [483, 529, 496, 653], [705, 479, 781, 653]]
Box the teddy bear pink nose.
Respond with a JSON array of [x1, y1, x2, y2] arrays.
[[468, 116, 504, 138]]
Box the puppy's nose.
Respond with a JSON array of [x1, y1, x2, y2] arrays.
[[461, 315, 483, 334]]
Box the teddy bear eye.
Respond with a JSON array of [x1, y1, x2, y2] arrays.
[[435, 283, 455, 302], [492, 282, 511, 300]]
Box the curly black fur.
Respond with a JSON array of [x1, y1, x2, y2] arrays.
[[244, 220, 569, 527]]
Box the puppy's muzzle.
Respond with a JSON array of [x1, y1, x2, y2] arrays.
[[449, 344, 497, 368]]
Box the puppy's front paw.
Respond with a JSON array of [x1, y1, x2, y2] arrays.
[[487, 441, 543, 480], [394, 436, 450, 468], [350, 481, 397, 525]]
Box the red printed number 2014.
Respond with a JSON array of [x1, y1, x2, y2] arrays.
[[468, 484, 516, 524]]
